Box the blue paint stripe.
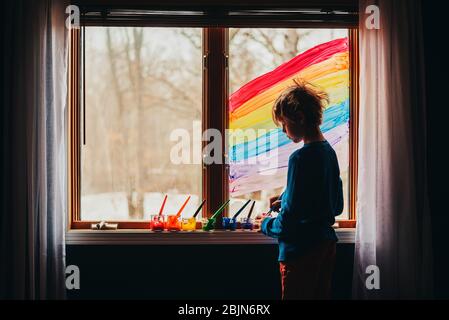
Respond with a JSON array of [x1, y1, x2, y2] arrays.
[[229, 99, 349, 162]]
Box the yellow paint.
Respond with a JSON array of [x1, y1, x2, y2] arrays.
[[181, 217, 197, 231], [230, 52, 349, 127]]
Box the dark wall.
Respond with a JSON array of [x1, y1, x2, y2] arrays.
[[67, 243, 354, 300], [422, 0, 449, 299]]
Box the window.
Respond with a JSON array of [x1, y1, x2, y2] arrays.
[[80, 27, 202, 223], [69, 7, 358, 230], [228, 29, 353, 221]]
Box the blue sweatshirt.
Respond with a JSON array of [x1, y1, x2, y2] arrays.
[[261, 140, 343, 262]]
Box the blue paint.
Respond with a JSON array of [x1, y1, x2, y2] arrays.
[[240, 217, 254, 230], [222, 217, 238, 231], [229, 99, 349, 162]]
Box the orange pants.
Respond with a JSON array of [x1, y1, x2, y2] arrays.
[[279, 240, 336, 300]]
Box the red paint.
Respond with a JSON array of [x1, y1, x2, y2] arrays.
[[150, 215, 165, 231], [229, 38, 348, 113]]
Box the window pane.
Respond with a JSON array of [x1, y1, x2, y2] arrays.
[[81, 27, 203, 221], [228, 28, 350, 220]]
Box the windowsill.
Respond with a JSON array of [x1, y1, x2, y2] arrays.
[[65, 228, 355, 245]]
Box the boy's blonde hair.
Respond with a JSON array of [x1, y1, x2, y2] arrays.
[[272, 79, 329, 129]]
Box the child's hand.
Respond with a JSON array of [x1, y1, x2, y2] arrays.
[[269, 195, 280, 207], [270, 200, 282, 212], [269, 195, 282, 212]]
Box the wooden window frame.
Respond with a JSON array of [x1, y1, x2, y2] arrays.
[[68, 17, 359, 230]]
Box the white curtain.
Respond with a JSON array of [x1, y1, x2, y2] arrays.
[[353, 0, 433, 299], [0, 0, 68, 299]]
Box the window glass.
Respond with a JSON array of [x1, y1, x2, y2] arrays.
[[81, 27, 203, 221], [228, 28, 350, 220]]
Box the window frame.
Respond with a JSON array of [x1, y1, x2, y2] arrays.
[[68, 12, 359, 231]]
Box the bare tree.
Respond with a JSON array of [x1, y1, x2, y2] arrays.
[[106, 28, 146, 219]]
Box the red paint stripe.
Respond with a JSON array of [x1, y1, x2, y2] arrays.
[[229, 38, 348, 112]]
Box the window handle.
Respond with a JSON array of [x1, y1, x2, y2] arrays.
[[203, 53, 209, 70], [223, 152, 229, 170], [202, 152, 209, 170]]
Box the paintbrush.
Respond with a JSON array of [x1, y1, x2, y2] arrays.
[[241, 201, 256, 230], [203, 200, 230, 231], [231, 199, 252, 220], [224, 199, 251, 231], [247, 201, 256, 220], [264, 204, 278, 217], [151, 194, 168, 231], [158, 194, 168, 215], [175, 196, 191, 217], [192, 199, 206, 218]]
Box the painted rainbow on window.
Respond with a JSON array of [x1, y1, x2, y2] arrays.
[[229, 38, 350, 197]]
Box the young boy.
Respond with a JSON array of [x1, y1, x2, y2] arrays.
[[260, 80, 343, 300]]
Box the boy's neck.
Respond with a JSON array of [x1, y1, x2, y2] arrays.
[[303, 127, 325, 145]]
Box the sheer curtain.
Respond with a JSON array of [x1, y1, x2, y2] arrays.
[[1, 0, 68, 299], [353, 0, 433, 299]]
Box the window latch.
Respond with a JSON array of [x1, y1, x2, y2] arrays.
[[224, 54, 229, 69], [203, 53, 209, 70]]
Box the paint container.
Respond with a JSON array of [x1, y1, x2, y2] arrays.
[[181, 199, 205, 231], [202, 200, 230, 232], [202, 217, 216, 232], [150, 214, 166, 231], [240, 201, 256, 231], [222, 217, 238, 231], [166, 215, 182, 231], [181, 217, 197, 231], [223, 199, 251, 231], [240, 217, 255, 231]]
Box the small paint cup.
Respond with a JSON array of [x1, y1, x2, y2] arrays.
[[222, 217, 238, 231], [181, 217, 197, 231], [166, 215, 182, 231], [240, 217, 254, 231], [150, 215, 166, 231], [202, 217, 216, 231]]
